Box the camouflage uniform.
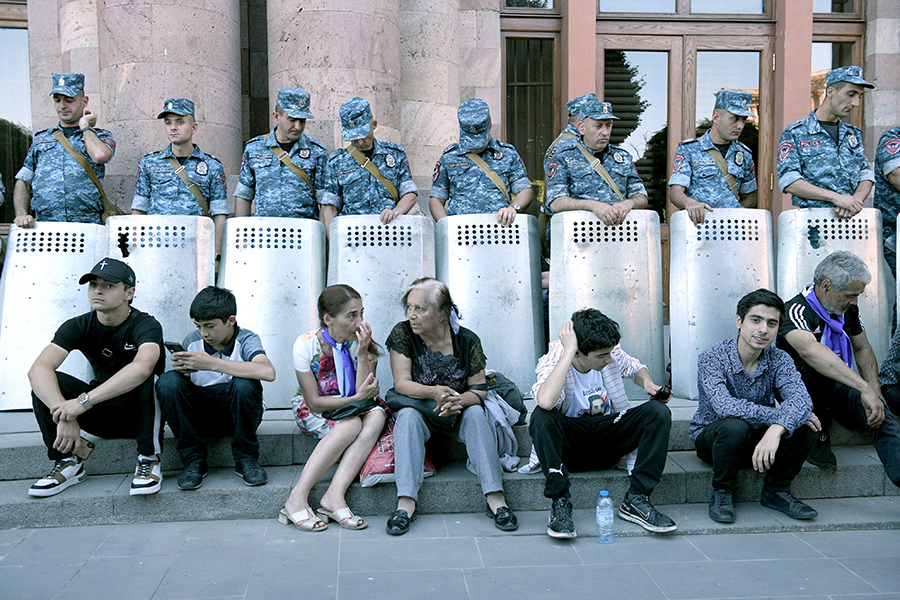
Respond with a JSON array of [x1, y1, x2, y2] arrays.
[[777, 66, 876, 209], [669, 132, 757, 208], [324, 140, 417, 215], [133, 145, 228, 216], [322, 96, 417, 215], [15, 72, 116, 224], [875, 127, 900, 277], [431, 98, 530, 215], [234, 87, 333, 219], [545, 142, 645, 210]]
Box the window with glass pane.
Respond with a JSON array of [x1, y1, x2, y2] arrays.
[[690, 0, 764, 14], [813, 0, 854, 13], [603, 50, 668, 218], [694, 52, 760, 168], [599, 0, 675, 13], [506, 38, 555, 183], [811, 42, 854, 111], [506, 0, 553, 7], [0, 28, 32, 223]]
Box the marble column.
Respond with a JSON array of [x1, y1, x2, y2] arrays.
[[864, 0, 900, 153], [26, 0, 63, 131], [267, 0, 402, 151], [97, 0, 242, 209], [400, 0, 460, 211], [459, 0, 502, 137]]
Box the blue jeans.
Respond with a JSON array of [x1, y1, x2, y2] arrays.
[[157, 371, 264, 465]]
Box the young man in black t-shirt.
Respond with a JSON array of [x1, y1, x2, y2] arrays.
[[777, 251, 900, 488], [27, 258, 165, 497]]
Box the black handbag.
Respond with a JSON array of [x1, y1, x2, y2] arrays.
[[321, 398, 379, 421], [385, 388, 460, 429]]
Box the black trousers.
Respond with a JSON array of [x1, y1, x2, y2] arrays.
[[529, 400, 671, 499], [156, 370, 264, 465], [694, 418, 816, 493], [32, 371, 162, 461]]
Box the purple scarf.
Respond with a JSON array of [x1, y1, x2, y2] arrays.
[[321, 327, 356, 397], [804, 286, 854, 368]]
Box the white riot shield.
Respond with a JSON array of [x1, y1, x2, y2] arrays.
[[669, 209, 775, 399], [328, 215, 435, 391], [549, 210, 665, 398], [435, 214, 544, 394], [217, 217, 326, 409], [105, 216, 215, 361], [0, 223, 106, 410], [777, 208, 889, 363]]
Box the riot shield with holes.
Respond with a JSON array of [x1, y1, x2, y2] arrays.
[[327, 215, 435, 391], [548, 210, 664, 398], [669, 209, 775, 399], [777, 208, 889, 362], [435, 214, 544, 393], [217, 217, 326, 409], [0, 224, 106, 410], [105, 216, 215, 360]]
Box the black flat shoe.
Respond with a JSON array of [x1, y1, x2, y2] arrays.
[[486, 505, 518, 531], [386, 509, 417, 535]]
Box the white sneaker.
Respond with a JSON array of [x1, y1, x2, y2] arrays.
[[130, 457, 162, 495], [28, 458, 85, 497]]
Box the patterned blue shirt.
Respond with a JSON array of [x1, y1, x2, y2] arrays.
[[690, 337, 812, 442], [16, 125, 116, 223], [322, 139, 417, 214], [234, 129, 333, 219], [545, 141, 646, 210], [777, 111, 874, 207], [668, 131, 757, 208], [132, 144, 228, 216], [874, 127, 900, 241], [431, 138, 531, 215]]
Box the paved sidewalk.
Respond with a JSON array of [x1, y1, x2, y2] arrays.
[[2, 499, 898, 600]]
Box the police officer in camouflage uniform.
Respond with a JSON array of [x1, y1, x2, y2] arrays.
[[777, 66, 874, 220], [669, 89, 758, 225], [875, 127, 900, 279], [545, 95, 647, 226], [430, 98, 533, 227], [132, 98, 229, 260], [14, 73, 116, 227], [321, 97, 418, 230], [234, 87, 334, 224], [544, 94, 592, 177]]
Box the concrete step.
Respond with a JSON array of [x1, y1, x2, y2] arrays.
[[2, 404, 874, 481], [2, 446, 894, 530]]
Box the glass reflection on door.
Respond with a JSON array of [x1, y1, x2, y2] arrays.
[[603, 50, 668, 218]]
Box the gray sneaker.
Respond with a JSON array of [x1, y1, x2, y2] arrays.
[[235, 459, 267, 486]]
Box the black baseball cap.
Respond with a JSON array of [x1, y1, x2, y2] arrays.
[[79, 258, 136, 286]]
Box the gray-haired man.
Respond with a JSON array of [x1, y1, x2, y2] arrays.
[[777, 251, 900, 486]]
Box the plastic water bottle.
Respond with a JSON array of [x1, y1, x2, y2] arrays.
[[596, 490, 614, 544]]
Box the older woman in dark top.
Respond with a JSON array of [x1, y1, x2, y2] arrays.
[[384, 277, 517, 535]]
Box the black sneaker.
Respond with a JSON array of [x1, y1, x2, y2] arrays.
[[547, 497, 576, 539], [708, 489, 735, 523], [760, 488, 818, 520], [177, 462, 208, 490], [806, 434, 837, 469], [235, 459, 268, 486], [618, 492, 677, 533]]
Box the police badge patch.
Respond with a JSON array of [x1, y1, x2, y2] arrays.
[[886, 138, 900, 155], [672, 154, 685, 172], [614, 152, 624, 163], [492, 149, 503, 160], [196, 161, 208, 175], [735, 152, 744, 166], [848, 134, 859, 148], [299, 148, 310, 159], [385, 154, 396, 168], [433, 161, 441, 183]]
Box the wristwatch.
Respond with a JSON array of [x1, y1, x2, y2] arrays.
[[77, 392, 93, 411], [512, 204, 522, 212], [79, 126, 95, 134]]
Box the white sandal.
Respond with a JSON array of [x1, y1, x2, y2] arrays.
[[278, 507, 327, 532], [317, 506, 368, 530]]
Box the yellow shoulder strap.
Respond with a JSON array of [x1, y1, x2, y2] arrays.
[[269, 146, 314, 190], [576, 144, 625, 203], [165, 156, 211, 217], [465, 151, 511, 203], [52, 129, 123, 223], [705, 147, 740, 200], [347, 145, 399, 203]]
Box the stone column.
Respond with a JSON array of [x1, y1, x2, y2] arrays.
[[97, 0, 242, 209], [864, 0, 900, 154], [27, 0, 63, 132], [400, 0, 460, 210], [459, 0, 501, 138], [267, 1, 402, 150], [59, 0, 99, 99]]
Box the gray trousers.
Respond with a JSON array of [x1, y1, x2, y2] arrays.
[[394, 405, 504, 501]]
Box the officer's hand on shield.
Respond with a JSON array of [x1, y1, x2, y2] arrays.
[[380, 207, 400, 224], [13, 214, 35, 228], [610, 199, 635, 225], [683, 198, 713, 226], [495, 206, 517, 227], [591, 201, 619, 226], [832, 194, 863, 218]]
